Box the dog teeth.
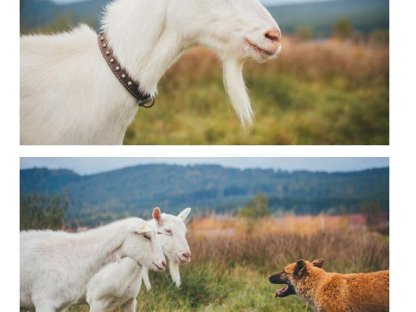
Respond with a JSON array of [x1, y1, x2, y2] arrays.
[[278, 286, 288, 294], [275, 285, 289, 298]]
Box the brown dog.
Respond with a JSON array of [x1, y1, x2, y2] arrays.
[[269, 259, 389, 312]]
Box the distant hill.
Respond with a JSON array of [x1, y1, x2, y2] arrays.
[[20, 0, 109, 31], [270, 0, 389, 37], [21, 0, 389, 37], [20, 165, 389, 225]]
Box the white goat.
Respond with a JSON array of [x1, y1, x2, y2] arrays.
[[20, 218, 166, 312], [86, 207, 192, 312], [20, 0, 281, 144]]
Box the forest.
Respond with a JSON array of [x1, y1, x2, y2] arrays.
[[21, 165, 389, 226]]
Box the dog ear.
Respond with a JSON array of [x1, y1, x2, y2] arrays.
[[311, 258, 325, 268], [294, 259, 306, 277]]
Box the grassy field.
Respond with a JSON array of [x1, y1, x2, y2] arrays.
[[124, 39, 389, 145], [68, 215, 389, 311]]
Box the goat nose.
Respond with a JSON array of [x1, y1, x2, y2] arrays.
[[162, 260, 166, 268], [264, 29, 281, 43], [182, 252, 191, 258]]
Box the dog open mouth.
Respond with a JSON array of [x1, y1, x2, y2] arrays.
[[269, 273, 296, 298], [275, 284, 295, 298]]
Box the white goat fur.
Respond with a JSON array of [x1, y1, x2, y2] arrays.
[[86, 208, 192, 312], [20, 0, 280, 144], [20, 218, 166, 312]]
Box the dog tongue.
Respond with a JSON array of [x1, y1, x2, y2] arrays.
[[275, 286, 287, 298]]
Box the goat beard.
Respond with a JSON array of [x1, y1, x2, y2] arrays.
[[169, 261, 181, 288], [222, 58, 254, 127]]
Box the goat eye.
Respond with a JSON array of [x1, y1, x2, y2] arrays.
[[157, 231, 162, 235], [143, 234, 151, 241], [165, 229, 173, 235]]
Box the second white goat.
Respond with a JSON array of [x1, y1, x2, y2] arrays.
[[86, 207, 192, 312]]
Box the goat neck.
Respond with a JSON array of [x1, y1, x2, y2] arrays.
[[102, 0, 185, 96]]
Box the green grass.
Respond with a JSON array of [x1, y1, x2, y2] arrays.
[[68, 265, 311, 312], [137, 265, 311, 312], [124, 42, 389, 145], [67, 227, 388, 312], [125, 75, 388, 145]]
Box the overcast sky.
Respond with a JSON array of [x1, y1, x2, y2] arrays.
[[20, 158, 388, 175], [49, 0, 334, 5]]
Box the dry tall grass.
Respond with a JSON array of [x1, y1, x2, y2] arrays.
[[188, 215, 388, 273], [169, 38, 388, 86], [259, 38, 388, 83], [125, 38, 389, 145], [190, 213, 355, 235]]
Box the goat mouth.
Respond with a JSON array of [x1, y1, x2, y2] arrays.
[[244, 38, 275, 57], [176, 254, 191, 264], [152, 262, 165, 271], [275, 284, 296, 298]]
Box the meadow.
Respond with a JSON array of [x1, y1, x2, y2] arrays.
[[68, 215, 389, 311], [125, 38, 389, 145]]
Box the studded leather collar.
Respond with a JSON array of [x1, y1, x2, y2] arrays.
[[98, 32, 155, 108]]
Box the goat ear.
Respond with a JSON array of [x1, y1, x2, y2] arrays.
[[311, 258, 325, 268], [152, 207, 163, 224], [178, 207, 191, 220], [294, 259, 306, 278]]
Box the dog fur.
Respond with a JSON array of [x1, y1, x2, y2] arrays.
[[269, 259, 389, 312]]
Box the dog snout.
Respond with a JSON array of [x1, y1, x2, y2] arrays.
[[269, 273, 281, 284]]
